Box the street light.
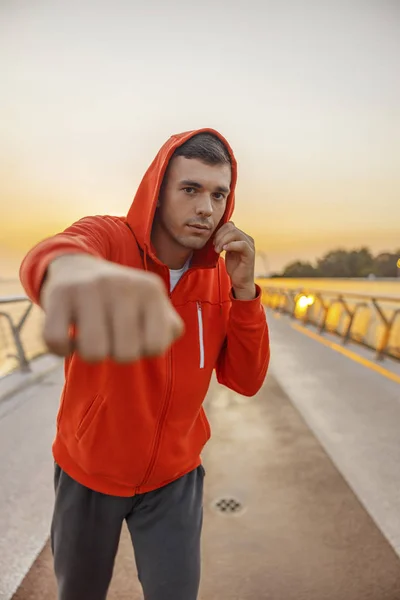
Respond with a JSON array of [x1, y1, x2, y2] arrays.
[[297, 295, 315, 309]]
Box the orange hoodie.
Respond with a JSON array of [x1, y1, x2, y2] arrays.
[[20, 128, 270, 497]]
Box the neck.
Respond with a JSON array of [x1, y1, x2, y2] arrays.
[[151, 222, 192, 270]]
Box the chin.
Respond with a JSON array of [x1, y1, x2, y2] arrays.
[[179, 235, 210, 251], [186, 239, 209, 250]]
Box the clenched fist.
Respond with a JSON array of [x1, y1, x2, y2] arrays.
[[40, 255, 184, 363]]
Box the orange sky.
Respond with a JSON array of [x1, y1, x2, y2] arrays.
[[1, 1, 399, 278]]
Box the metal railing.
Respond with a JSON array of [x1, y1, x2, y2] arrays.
[[0, 296, 47, 376], [2, 285, 399, 376], [260, 285, 400, 362]]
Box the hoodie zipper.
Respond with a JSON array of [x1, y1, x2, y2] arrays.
[[197, 302, 205, 369], [137, 275, 177, 491], [136, 271, 203, 491], [138, 348, 173, 491]]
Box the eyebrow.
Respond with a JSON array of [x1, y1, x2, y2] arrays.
[[179, 180, 230, 194]]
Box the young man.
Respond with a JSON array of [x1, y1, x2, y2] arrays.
[[20, 128, 270, 600]]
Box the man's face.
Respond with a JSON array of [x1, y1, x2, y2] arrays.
[[156, 156, 231, 253]]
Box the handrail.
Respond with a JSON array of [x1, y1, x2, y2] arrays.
[[0, 295, 33, 372], [0, 295, 48, 375], [260, 284, 400, 362], [0, 295, 31, 304], [263, 287, 400, 304], [2, 284, 399, 374]]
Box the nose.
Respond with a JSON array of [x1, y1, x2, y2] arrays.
[[195, 194, 213, 217]]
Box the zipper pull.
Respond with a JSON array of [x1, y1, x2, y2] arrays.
[[197, 302, 205, 369]]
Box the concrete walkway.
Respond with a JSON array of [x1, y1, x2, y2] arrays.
[[3, 367, 400, 599], [267, 312, 400, 556]]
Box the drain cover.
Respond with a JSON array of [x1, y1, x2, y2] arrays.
[[213, 497, 244, 515]]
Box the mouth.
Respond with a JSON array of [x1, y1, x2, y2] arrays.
[[186, 224, 211, 234]]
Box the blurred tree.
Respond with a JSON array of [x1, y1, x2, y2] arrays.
[[373, 251, 400, 277], [281, 261, 320, 278], [316, 247, 374, 278], [275, 247, 399, 278]]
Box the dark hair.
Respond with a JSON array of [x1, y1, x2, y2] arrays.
[[172, 132, 231, 166]]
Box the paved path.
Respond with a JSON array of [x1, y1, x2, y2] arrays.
[[268, 312, 400, 555], [1, 314, 400, 599]]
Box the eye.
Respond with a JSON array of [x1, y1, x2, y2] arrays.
[[183, 187, 196, 194], [213, 192, 225, 201]]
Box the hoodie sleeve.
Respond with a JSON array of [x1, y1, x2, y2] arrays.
[[19, 216, 116, 305], [215, 285, 270, 397]]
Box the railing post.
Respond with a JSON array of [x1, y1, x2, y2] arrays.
[[290, 290, 300, 319], [318, 297, 330, 334], [376, 325, 391, 361], [0, 297, 35, 373], [12, 323, 31, 372], [339, 297, 360, 345], [303, 303, 311, 325], [0, 311, 31, 372], [284, 290, 294, 316], [372, 298, 392, 361]]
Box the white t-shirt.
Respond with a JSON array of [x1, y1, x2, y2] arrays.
[[169, 256, 192, 292]]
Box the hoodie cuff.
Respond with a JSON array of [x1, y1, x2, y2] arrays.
[[229, 284, 264, 321], [22, 248, 91, 305]]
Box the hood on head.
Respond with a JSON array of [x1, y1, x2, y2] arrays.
[[126, 127, 237, 269]]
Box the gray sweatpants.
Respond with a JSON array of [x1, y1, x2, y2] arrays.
[[51, 463, 205, 600]]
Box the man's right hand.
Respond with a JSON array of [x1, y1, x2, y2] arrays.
[[40, 254, 184, 363]]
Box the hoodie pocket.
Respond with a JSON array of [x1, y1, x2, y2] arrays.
[[75, 395, 105, 442], [199, 407, 211, 442], [56, 388, 66, 428], [197, 302, 205, 369]]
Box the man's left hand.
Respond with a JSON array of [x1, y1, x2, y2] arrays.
[[214, 222, 256, 301]]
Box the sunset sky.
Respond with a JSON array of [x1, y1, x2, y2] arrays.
[[1, 0, 399, 277]]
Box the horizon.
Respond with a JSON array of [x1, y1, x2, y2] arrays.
[[1, 243, 399, 281]]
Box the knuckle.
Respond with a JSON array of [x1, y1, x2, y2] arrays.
[[147, 342, 166, 357], [114, 352, 138, 363], [77, 335, 108, 362], [43, 327, 65, 351], [43, 331, 58, 347], [113, 334, 141, 363], [145, 330, 167, 354], [174, 316, 184, 334], [97, 273, 120, 294], [46, 284, 67, 308], [95, 274, 111, 291], [79, 348, 106, 362], [75, 281, 98, 302], [81, 354, 103, 363], [44, 335, 65, 354]]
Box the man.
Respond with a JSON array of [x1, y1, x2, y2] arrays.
[[20, 128, 270, 600]]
